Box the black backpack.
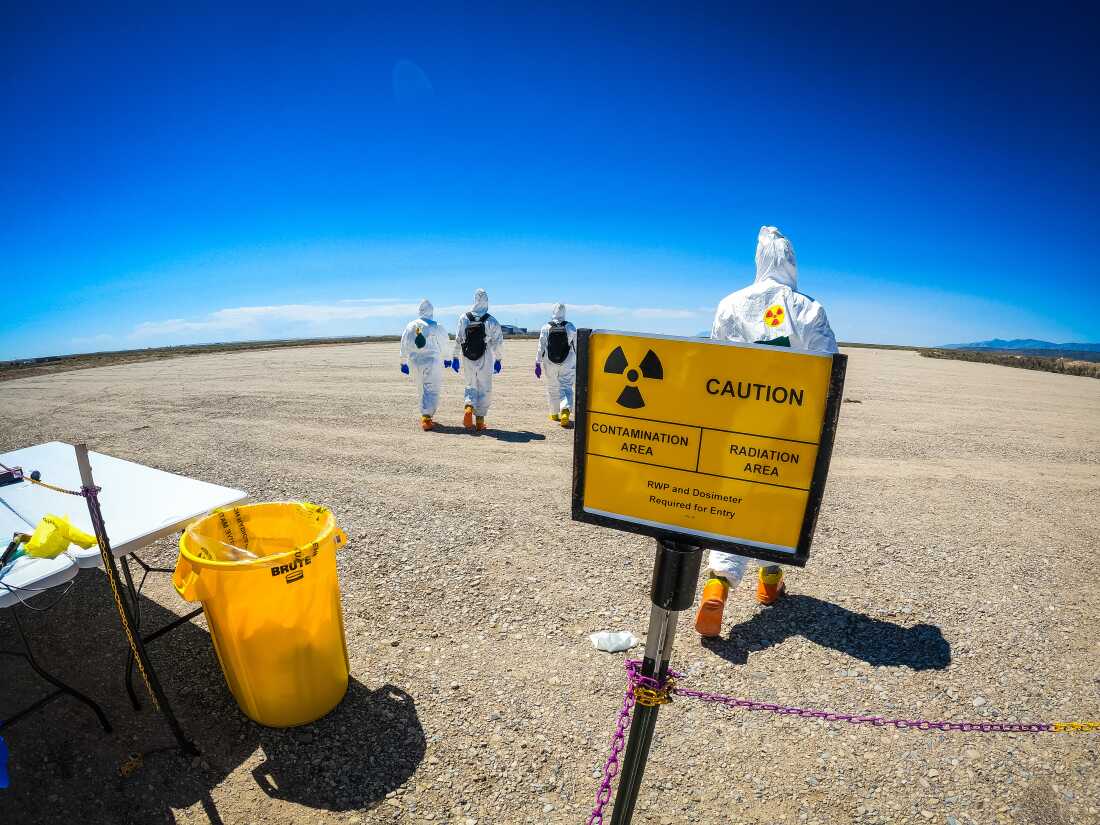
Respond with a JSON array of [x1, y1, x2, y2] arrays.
[[546, 320, 570, 364], [461, 313, 489, 361]]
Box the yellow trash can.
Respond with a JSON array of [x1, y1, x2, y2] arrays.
[[173, 502, 350, 727]]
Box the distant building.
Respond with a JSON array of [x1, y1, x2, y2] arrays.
[[500, 324, 528, 335]]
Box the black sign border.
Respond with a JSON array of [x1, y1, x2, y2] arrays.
[[570, 328, 848, 568]]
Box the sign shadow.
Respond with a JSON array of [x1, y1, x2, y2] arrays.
[[703, 594, 951, 670]]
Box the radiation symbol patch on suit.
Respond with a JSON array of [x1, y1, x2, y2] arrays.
[[603, 346, 663, 409], [763, 304, 786, 328], [414, 325, 426, 348]]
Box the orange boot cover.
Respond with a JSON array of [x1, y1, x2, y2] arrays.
[[756, 565, 785, 605], [463, 406, 475, 430], [694, 577, 729, 637], [420, 415, 434, 431], [475, 416, 487, 431]]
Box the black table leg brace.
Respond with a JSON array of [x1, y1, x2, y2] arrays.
[[0, 606, 112, 733]]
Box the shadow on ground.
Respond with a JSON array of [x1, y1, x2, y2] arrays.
[[0, 563, 423, 825], [251, 681, 423, 811], [426, 423, 546, 442], [703, 594, 951, 670], [477, 429, 546, 442]]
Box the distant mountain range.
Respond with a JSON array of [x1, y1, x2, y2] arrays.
[[943, 339, 1100, 352]]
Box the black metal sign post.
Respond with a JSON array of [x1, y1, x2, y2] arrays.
[[571, 329, 848, 824], [75, 443, 198, 756], [610, 538, 702, 825]]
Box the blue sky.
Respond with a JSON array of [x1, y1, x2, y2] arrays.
[[3, 2, 1098, 360]]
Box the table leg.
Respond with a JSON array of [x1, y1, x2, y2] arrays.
[[0, 607, 112, 733], [118, 556, 204, 711], [120, 556, 143, 710], [77, 444, 199, 756]]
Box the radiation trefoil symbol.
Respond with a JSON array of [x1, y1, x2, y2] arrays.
[[603, 346, 663, 409], [764, 304, 786, 328]]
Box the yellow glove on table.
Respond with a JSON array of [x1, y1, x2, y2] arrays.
[[24, 514, 98, 558]]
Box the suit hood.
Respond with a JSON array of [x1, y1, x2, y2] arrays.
[[754, 226, 798, 290], [471, 288, 489, 315]]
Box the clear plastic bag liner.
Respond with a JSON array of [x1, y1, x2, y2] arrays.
[[186, 533, 263, 563], [183, 504, 331, 567]]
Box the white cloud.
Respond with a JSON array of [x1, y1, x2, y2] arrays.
[[130, 300, 710, 340], [131, 302, 420, 338], [337, 297, 419, 304]]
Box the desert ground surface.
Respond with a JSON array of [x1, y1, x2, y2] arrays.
[[1, 340, 1098, 825]]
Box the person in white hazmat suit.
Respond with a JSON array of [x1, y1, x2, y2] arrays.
[[534, 303, 577, 428], [451, 288, 504, 431], [399, 299, 452, 431], [695, 226, 839, 638]]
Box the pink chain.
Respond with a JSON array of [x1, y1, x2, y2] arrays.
[[586, 681, 637, 825], [673, 687, 1053, 733], [586, 660, 1088, 823]]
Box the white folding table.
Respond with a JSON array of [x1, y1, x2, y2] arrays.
[[0, 441, 245, 744]]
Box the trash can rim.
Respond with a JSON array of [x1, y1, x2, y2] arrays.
[[178, 501, 342, 570]]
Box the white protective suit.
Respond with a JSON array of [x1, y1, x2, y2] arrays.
[[535, 303, 578, 415], [708, 226, 838, 582], [399, 299, 451, 417], [453, 288, 504, 417]]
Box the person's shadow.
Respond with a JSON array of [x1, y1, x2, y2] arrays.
[[427, 424, 546, 442], [704, 594, 951, 670], [426, 423, 466, 435], [477, 429, 546, 443]]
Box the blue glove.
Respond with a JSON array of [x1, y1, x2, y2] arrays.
[[400, 363, 409, 375], [0, 733, 8, 789], [444, 360, 452, 369], [451, 358, 461, 373], [494, 360, 502, 374], [534, 362, 542, 379]]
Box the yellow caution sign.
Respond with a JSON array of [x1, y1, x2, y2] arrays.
[[571, 330, 847, 565]]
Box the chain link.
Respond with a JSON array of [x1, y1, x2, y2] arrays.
[[84, 484, 161, 711], [587, 658, 1098, 821], [672, 687, 1059, 733], [634, 678, 676, 708], [1052, 722, 1100, 733], [586, 681, 636, 825], [27, 476, 91, 497], [586, 656, 1098, 822], [0, 461, 98, 498]]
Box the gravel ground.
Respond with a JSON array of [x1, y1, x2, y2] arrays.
[[1, 341, 1098, 825]]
